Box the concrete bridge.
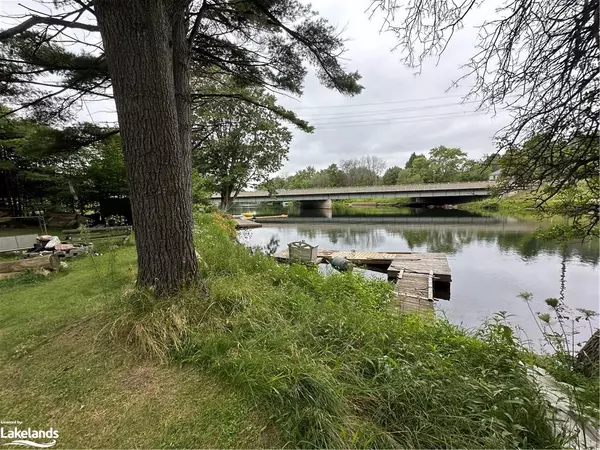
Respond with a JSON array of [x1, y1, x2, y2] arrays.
[[213, 181, 495, 209]]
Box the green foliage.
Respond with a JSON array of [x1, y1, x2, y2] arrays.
[[264, 147, 491, 190], [397, 146, 491, 184], [260, 157, 386, 190], [499, 135, 599, 237], [463, 183, 600, 240], [382, 165, 402, 184], [461, 192, 538, 215], [1, 111, 125, 217], [519, 292, 598, 363], [193, 84, 292, 209], [191, 169, 214, 208], [311, 163, 347, 187], [113, 214, 566, 449]]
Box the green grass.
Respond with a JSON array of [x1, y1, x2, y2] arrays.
[[114, 214, 571, 448], [0, 247, 281, 448], [1, 214, 593, 448], [459, 192, 540, 217]]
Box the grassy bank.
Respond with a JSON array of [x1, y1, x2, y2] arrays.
[[459, 192, 539, 217], [1, 215, 595, 447], [0, 246, 280, 448]]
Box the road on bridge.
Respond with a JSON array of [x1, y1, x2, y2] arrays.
[[211, 181, 495, 203]]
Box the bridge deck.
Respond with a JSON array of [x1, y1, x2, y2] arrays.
[[213, 181, 494, 202]]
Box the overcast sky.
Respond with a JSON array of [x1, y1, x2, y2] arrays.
[[274, 0, 511, 174], [1, 0, 511, 175]]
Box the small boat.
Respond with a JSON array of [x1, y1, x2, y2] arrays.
[[242, 212, 254, 218]]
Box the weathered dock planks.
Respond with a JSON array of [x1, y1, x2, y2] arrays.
[[392, 269, 435, 314], [388, 253, 451, 283]]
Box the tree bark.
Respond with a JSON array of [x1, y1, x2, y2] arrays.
[[576, 329, 599, 377], [94, 0, 198, 295], [0, 254, 60, 274], [220, 186, 234, 211]]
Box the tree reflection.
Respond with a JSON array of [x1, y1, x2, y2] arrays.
[[296, 226, 387, 248], [394, 227, 599, 265], [398, 229, 478, 255], [290, 224, 598, 264]]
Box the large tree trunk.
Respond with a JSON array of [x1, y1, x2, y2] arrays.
[[577, 329, 599, 377], [94, 0, 198, 295], [220, 186, 234, 211]]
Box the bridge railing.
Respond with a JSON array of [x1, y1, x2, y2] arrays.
[[210, 181, 495, 200]]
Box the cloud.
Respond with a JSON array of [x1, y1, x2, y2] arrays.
[[1, 0, 510, 173], [276, 0, 511, 173]]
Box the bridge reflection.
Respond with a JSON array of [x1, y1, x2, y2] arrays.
[[256, 215, 515, 226]]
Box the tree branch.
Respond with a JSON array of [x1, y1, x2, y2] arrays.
[[0, 16, 99, 41]]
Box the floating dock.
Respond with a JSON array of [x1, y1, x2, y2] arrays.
[[273, 248, 451, 314], [233, 218, 262, 229]]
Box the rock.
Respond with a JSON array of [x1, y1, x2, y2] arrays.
[[330, 256, 353, 272]]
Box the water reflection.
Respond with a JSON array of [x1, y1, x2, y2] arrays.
[[289, 224, 599, 265], [296, 226, 387, 248], [240, 208, 599, 348]]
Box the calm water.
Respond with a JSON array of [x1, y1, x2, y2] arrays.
[[237, 205, 600, 348]]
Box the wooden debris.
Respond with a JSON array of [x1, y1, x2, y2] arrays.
[[428, 269, 433, 301], [0, 254, 60, 274]]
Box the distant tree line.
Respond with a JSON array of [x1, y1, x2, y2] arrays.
[[261, 147, 498, 191]]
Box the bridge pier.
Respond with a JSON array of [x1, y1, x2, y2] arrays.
[[299, 199, 332, 210]]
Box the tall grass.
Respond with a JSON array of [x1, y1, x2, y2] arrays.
[[114, 213, 567, 448]]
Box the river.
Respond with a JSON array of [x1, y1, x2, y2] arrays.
[[237, 205, 600, 349]]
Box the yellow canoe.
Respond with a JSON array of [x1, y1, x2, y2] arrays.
[[242, 212, 254, 218]]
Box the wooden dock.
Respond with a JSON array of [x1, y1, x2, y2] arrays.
[[233, 218, 262, 229], [388, 253, 451, 283], [273, 248, 451, 315], [393, 269, 435, 314]]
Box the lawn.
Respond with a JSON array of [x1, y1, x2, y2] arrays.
[[0, 214, 591, 448], [0, 247, 281, 448]]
